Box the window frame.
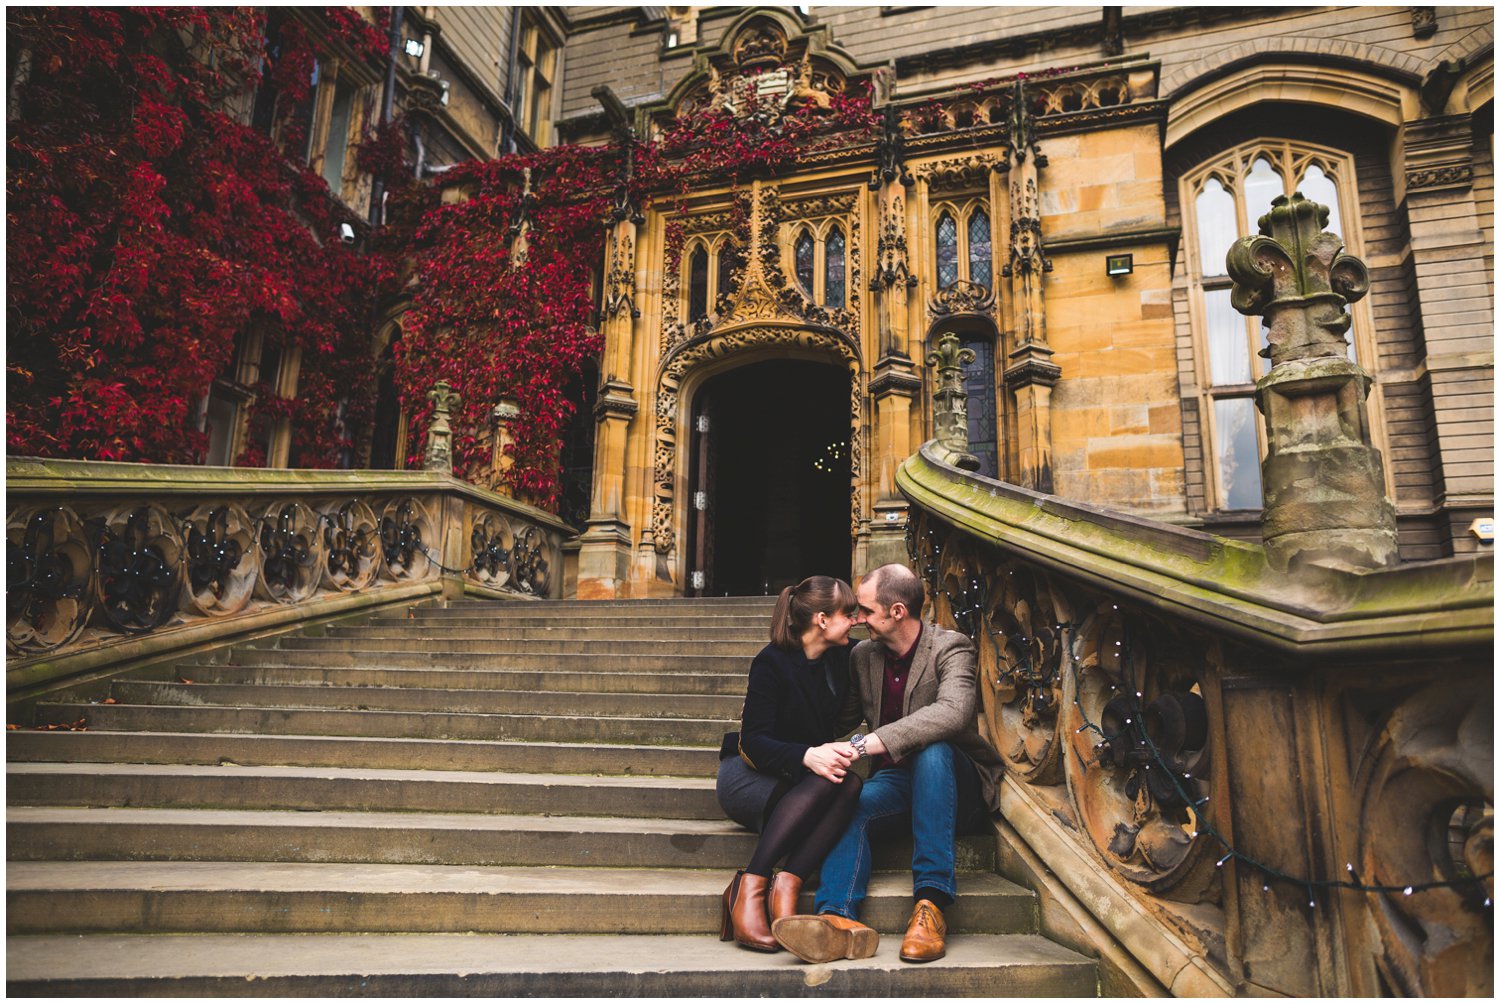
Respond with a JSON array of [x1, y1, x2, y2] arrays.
[[784, 219, 850, 307], [930, 197, 995, 290], [682, 234, 738, 321], [1180, 137, 1389, 513], [516, 14, 559, 147]]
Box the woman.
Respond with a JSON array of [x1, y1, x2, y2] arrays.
[[717, 575, 863, 952]]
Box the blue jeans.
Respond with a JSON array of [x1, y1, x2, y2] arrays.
[[812, 741, 981, 918]]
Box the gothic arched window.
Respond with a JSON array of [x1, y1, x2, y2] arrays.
[[688, 245, 709, 320], [824, 226, 846, 308], [935, 213, 959, 288], [794, 229, 815, 294], [967, 209, 993, 288], [1182, 139, 1379, 512]]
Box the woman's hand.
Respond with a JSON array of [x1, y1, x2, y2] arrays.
[[803, 741, 857, 782]]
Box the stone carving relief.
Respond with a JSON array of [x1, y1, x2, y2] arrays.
[[872, 193, 917, 290], [915, 153, 1002, 192], [1355, 679, 1492, 997], [603, 232, 639, 320]]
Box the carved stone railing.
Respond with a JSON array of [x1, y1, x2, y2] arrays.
[[6, 459, 571, 709], [899, 442, 1493, 996]]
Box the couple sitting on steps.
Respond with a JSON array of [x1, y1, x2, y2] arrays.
[[715, 563, 1005, 964]]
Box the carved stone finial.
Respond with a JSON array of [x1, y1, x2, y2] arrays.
[[1226, 192, 1370, 366], [423, 380, 460, 474], [926, 332, 981, 472], [1226, 192, 1396, 571]]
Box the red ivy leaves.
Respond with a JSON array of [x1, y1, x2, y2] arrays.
[[7, 7, 385, 467]]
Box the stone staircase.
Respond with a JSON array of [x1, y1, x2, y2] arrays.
[[7, 597, 1096, 996]]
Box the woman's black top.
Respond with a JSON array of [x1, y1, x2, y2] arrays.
[[737, 641, 851, 778]]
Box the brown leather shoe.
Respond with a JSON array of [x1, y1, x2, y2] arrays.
[[899, 899, 947, 962], [724, 872, 779, 952], [771, 913, 879, 964], [768, 871, 803, 925]]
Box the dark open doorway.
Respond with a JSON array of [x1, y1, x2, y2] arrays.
[[687, 358, 851, 596]]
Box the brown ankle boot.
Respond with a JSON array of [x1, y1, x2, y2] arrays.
[[768, 871, 803, 924], [728, 872, 779, 951]]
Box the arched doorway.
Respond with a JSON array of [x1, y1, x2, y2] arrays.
[[686, 358, 851, 596]]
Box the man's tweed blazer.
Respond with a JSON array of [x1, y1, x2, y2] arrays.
[[838, 621, 1006, 813]]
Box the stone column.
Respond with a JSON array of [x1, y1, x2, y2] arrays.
[[489, 398, 519, 492], [866, 115, 923, 563], [578, 213, 641, 599], [1001, 78, 1061, 493], [1227, 192, 1397, 570]]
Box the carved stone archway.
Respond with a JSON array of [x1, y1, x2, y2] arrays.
[[650, 322, 864, 564]]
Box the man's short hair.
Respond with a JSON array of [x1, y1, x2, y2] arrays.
[[868, 563, 924, 619]]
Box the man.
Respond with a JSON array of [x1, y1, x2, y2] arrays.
[[771, 562, 1004, 964]]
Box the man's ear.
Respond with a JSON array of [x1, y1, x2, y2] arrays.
[[890, 602, 906, 620]]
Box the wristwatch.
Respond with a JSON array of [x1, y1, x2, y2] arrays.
[[850, 733, 868, 758]]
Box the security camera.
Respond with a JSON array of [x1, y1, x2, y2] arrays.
[[339, 222, 356, 245]]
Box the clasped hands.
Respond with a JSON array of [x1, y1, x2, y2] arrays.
[[802, 732, 885, 782]]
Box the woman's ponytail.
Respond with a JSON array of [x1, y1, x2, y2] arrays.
[[767, 575, 857, 651]]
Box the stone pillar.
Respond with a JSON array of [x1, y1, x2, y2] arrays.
[[927, 333, 981, 472], [578, 213, 641, 599], [866, 117, 922, 564], [1227, 192, 1397, 570], [422, 380, 458, 474], [1398, 114, 1494, 551], [1001, 78, 1061, 492]]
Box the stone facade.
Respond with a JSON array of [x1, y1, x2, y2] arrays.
[[522, 5, 1492, 597]]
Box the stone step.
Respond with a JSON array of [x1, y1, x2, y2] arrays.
[[6, 732, 718, 777], [5, 932, 1096, 997], [226, 647, 747, 671], [106, 681, 744, 720], [164, 663, 749, 696], [5, 862, 1028, 936], [422, 599, 778, 615], [328, 626, 769, 643], [35, 702, 733, 745], [275, 636, 761, 656], [8, 763, 723, 819], [371, 614, 774, 629], [6, 806, 997, 873]]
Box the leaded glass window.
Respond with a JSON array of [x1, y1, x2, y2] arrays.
[[716, 245, 735, 306], [1181, 139, 1378, 511], [794, 229, 815, 294], [824, 227, 845, 307], [688, 246, 709, 320], [967, 210, 992, 289], [935, 213, 958, 288], [962, 337, 998, 479]]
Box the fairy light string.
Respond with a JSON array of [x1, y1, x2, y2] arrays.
[[906, 520, 1493, 907]]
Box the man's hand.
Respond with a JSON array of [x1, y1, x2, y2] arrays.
[[803, 741, 858, 782]]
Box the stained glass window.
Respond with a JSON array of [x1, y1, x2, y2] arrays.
[[716, 245, 735, 305], [824, 227, 845, 307], [794, 229, 815, 294], [967, 210, 992, 289], [936, 213, 958, 288], [688, 246, 708, 320]]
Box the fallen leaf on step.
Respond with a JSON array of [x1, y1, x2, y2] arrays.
[[177, 677, 195, 684]]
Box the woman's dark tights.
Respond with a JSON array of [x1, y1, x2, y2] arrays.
[[746, 772, 863, 879]]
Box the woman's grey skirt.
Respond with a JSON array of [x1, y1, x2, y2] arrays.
[[716, 755, 781, 832]]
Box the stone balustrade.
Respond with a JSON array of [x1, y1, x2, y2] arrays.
[[899, 441, 1492, 996], [6, 458, 571, 709]]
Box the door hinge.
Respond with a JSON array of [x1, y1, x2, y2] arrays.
[[691, 570, 705, 590], [693, 491, 708, 511], [696, 414, 710, 433]]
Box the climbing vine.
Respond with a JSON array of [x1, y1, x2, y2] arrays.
[[7, 8, 880, 511], [7, 7, 387, 467]]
